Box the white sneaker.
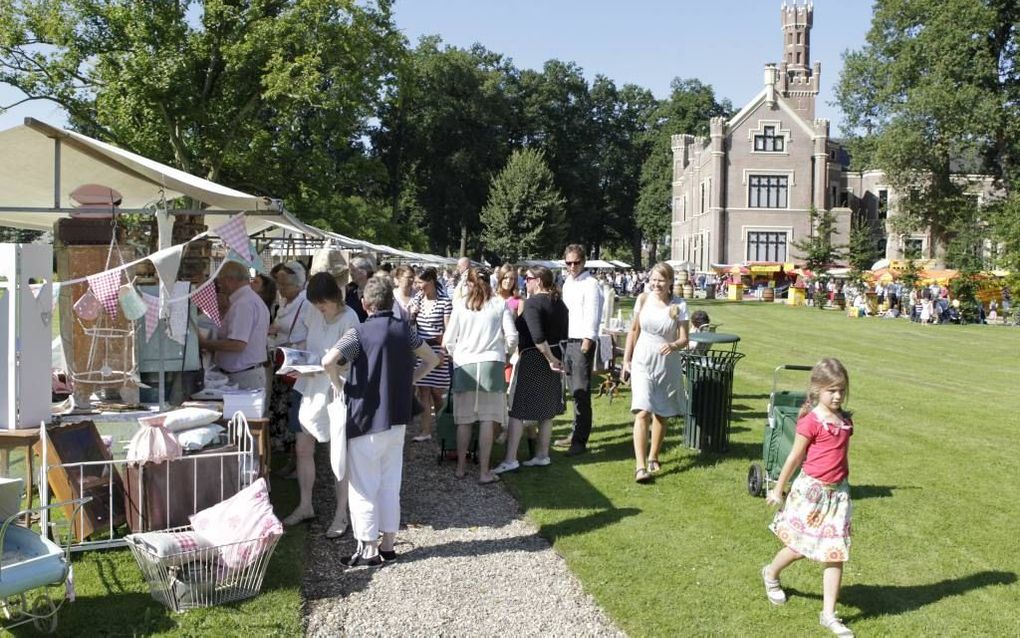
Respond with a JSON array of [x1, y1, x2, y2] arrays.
[[819, 612, 854, 637], [492, 460, 520, 474], [521, 456, 551, 467], [761, 566, 787, 605]]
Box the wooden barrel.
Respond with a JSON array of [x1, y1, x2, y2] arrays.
[[682, 284, 694, 298], [762, 287, 775, 303]]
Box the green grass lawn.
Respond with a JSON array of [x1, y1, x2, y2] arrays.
[[501, 300, 1020, 636]]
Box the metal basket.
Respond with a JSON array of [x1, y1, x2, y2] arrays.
[[125, 526, 280, 612]]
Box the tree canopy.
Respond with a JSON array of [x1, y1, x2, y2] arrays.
[[835, 0, 1020, 266], [480, 148, 565, 264]]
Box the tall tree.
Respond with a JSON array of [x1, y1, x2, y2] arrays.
[[587, 77, 657, 259], [835, 0, 1020, 262], [372, 38, 516, 257], [512, 61, 599, 252], [480, 148, 565, 263], [635, 78, 732, 267], [0, 0, 402, 233], [793, 206, 843, 308]]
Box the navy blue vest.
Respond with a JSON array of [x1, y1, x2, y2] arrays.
[[345, 312, 414, 439]]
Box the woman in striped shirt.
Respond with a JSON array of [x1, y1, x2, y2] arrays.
[[409, 267, 452, 442]]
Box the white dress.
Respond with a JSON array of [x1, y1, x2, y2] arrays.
[[295, 306, 360, 442], [630, 298, 689, 417]]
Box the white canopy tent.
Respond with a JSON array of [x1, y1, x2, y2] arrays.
[[0, 118, 306, 244]]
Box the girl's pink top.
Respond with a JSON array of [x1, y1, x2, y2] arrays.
[[797, 411, 853, 484], [505, 296, 521, 315]]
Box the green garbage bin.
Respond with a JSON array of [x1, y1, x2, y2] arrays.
[[682, 333, 744, 452]]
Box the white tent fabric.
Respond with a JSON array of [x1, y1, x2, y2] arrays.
[[0, 118, 293, 235]]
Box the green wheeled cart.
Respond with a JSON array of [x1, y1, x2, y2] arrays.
[[747, 364, 812, 497]]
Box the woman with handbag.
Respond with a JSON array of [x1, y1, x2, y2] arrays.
[[323, 275, 439, 566], [282, 272, 360, 538], [443, 268, 518, 483], [267, 262, 311, 463]]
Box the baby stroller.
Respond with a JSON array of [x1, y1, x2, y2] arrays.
[[746, 365, 811, 497], [0, 478, 90, 633]]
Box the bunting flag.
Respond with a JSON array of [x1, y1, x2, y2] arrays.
[[141, 291, 160, 341], [87, 268, 124, 320], [149, 244, 184, 297], [191, 282, 221, 327], [212, 214, 251, 262]]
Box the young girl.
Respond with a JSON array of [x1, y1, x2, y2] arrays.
[[762, 358, 855, 637]]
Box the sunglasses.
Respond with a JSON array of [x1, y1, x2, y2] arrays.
[[564, 260, 583, 266]]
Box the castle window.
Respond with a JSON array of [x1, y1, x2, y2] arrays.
[[747, 231, 788, 262], [754, 126, 784, 152], [749, 175, 789, 208], [878, 189, 888, 221]]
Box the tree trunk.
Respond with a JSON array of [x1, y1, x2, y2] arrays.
[[631, 234, 643, 270], [459, 223, 467, 258], [647, 238, 658, 267]]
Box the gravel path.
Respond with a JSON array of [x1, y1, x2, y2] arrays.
[[301, 435, 623, 637]]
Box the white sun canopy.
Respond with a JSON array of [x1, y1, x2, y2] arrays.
[[0, 118, 302, 237]]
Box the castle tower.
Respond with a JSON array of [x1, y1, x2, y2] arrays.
[[777, 1, 820, 119]]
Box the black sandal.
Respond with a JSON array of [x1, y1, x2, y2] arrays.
[[647, 459, 661, 473], [635, 468, 652, 483]]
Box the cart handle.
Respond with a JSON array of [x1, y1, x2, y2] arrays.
[[771, 364, 813, 396]]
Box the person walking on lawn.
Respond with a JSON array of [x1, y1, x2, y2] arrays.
[[554, 244, 602, 456], [762, 358, 856, 637]]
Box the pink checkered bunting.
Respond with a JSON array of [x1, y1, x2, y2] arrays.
[[212, 214, 251, 262], [87, 268, 124, 320], [141, 292, 160, 340], [191, 282, 221, 327]]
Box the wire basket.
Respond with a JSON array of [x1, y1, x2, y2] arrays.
[[125, 526, 280, 612]]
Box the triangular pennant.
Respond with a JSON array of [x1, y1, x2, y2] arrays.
[[212, 214, 251, 262], [87, 268, 124, 320], [191, 282, 221, 327], [149, 244, 184, 297], [141, 292, 160, 340]]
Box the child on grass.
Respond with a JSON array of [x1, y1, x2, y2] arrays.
[[762, 358, 855, 637]]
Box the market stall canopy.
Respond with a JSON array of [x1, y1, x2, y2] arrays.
[[551, 259, 616, 269], [666, 260, 696, 271], [918, 269, 960, 285], [609, 259, 631, 269], [0, 118, 301, 235]]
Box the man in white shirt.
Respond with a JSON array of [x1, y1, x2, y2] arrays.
[[199, 261, 271, 396], [555, 244, 603, 456]]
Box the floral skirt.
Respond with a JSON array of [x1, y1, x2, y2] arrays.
[[769, 473, 852, 562]]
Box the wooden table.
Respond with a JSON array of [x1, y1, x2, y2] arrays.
[[0, 428, 41, 505]]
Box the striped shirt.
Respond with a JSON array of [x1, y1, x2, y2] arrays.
[[410, 291, 452, 342]]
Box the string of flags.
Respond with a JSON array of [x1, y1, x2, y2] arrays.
[[68, 214, 260, 335]]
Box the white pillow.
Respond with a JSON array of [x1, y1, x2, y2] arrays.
[[126, 530, 214, 566], [175, 424, 225, 451], [162, 407, 222, 433]]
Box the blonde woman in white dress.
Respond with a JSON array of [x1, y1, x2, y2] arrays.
[[622, 262, 690, 483]]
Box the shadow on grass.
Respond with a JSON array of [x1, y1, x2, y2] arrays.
[[842, 571, 1017, 621], [850, 484, 918, 500], [31, 591, 178, 636]]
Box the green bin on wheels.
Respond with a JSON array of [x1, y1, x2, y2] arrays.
[[682, 333, 744, 452]]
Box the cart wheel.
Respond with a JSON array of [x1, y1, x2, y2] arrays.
[[30, 594, 57, 633], [747, 463, 765, 497]]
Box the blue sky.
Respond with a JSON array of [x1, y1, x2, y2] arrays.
[[0, 0, 874, 132]]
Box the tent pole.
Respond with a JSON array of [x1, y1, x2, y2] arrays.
[[53, 139, 61, 208], [157, 317, 166, 411]]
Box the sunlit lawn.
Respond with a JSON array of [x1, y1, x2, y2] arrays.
[[500, 299, 1020, 636]]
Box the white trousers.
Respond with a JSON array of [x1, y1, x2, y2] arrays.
[[347, 425, 405, 542]]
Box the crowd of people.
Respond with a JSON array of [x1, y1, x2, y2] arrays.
[[191, 248, 867, 634]]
